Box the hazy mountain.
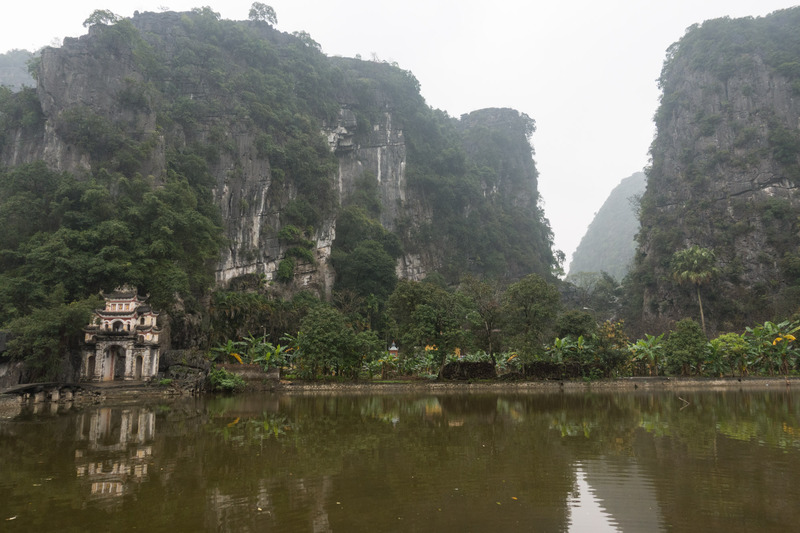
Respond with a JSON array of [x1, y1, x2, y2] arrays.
[[568, 171, 645, 280], [0, 49, 35, 91]]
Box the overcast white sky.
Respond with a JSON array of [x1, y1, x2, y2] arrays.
[[2, 1, 798, 269]]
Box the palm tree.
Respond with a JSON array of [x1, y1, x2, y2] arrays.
[[671, 245, 718, 335]]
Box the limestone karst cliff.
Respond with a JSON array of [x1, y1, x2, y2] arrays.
[[568, 171, 645, 281], [630, 8, 800, 333], [0, 9, 556, 303]]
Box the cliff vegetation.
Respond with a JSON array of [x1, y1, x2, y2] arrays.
[[628, 7, 800, 335], [0, 7, 557, 379]]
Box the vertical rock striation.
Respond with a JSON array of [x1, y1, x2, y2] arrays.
[[0, 10, 556, 299], [632, 8, 800, 332]]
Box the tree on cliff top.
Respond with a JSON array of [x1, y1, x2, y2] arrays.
[[249, 3, 277, 25], [83, 9, 120, 27]]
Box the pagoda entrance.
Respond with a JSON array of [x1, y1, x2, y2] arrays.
[[102, 345, 126, 382]]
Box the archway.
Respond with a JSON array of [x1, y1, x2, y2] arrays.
[[135, 356, 143, 380], [102, 347, 115, 381], [87, 355, 96, 380], [103, 345, 126, 381]]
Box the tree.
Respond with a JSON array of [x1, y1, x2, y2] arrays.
[[292, 31, 321, 50], [664, 318, 706, 376], [333, 240, 397, 301], [4, 291, 102, 381], [248, 2, 277, 25], [388, 280, 472, 374], [671, 245, 718, 335], [459, 275, 503, 363], [83, 9, 120, 27], [296, 305, 360, 378], [501, 274, 561, 358]]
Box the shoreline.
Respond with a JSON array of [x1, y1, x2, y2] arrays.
[[2, 376, 798, 418], [4, 375, 798, 401], [268, 376, 800, 395]]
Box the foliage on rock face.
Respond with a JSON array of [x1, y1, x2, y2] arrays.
[[408, 108, 558, 282], [331, 206, 400, 302], [0, 9, 556, 376], [0, 161, 222, 317], [629, 8, 800, 336]]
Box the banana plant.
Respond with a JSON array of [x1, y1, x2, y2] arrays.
[[630, 333, 664, 376], [210, 339, 247, 363]]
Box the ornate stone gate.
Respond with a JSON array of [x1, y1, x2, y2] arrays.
[[82, 287, 161, 382]]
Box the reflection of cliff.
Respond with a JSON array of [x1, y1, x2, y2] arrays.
[[74, 407, 155, 507], [572, 459, 664, 532]]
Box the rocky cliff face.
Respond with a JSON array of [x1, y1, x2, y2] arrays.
[[632, 8, 800, 332], [0, 10, 554, 298], [569, 172, 644, 281]]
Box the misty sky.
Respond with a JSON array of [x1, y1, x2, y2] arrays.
[[2, 0, 798, 271]]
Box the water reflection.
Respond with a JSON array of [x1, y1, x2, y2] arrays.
[[74, 407, 155, 506], [569, 467, 619, 532], [570, 460, 665, 532], [1, 389, 800, 532]]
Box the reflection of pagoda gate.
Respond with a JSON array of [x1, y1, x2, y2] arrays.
[[74, 407, 155, 504]]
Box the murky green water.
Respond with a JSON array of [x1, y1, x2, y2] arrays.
[[2, 388, 800, 532]]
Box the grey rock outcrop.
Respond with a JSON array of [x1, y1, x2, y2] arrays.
[[633, 9, 800, 332], [0, 10, 552, 299]]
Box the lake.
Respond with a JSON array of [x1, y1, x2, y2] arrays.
[[1, 386, 799, 532]]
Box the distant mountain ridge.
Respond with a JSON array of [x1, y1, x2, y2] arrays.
[[568, 171, 645, 280], [0, 49, 35, 91]]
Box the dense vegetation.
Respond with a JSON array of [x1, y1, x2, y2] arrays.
[[0, 160, 222, 378], [4, 7, 800, 384], [0, 7, 558, 380], [625, 7, 800, 338]]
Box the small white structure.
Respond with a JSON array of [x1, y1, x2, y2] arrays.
[[82, 287, 161, 382]]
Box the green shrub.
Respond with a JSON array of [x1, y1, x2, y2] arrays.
[[555, 310, 596, 338], [664, 319, 707, 375], [208, 367, 246, 392], [276, 258, 295, 282]]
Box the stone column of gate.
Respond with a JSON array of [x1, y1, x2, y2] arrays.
[[82, 350, 92, 380], [119, 409, 131, 446], [124, 343, 135, 380], [151, 347, 160, 380], [143, 410, 155, 440]]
